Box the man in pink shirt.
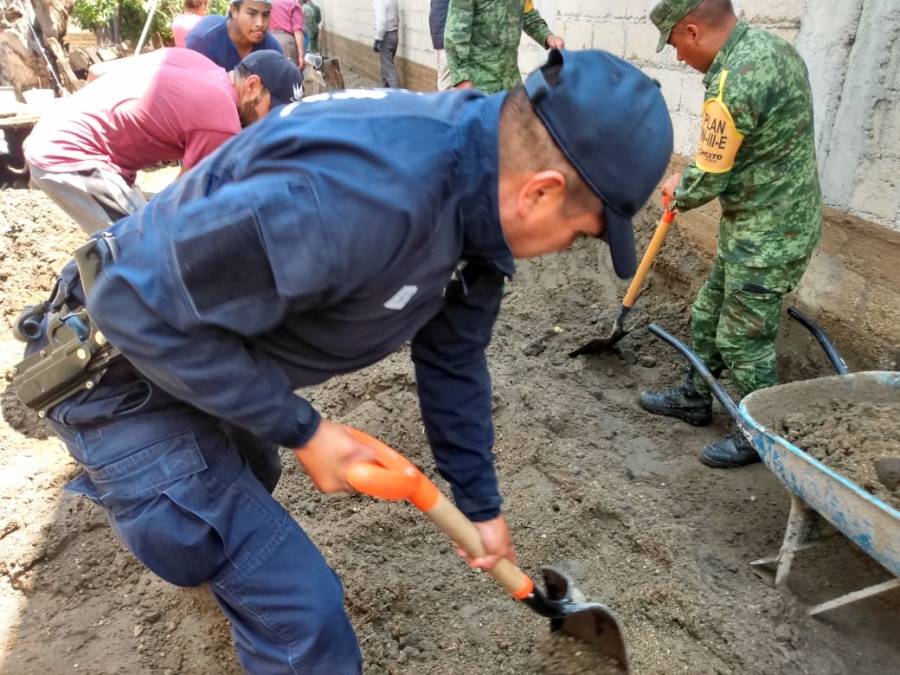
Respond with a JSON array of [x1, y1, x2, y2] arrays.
[[25, 48, 302, 234], [269, 0, 305, 67], [172, 0, 208, 48]]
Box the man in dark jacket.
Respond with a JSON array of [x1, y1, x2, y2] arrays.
[[21, 51, 672, 672]]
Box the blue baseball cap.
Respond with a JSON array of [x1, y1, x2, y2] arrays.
[[239, 50, 304, 107], [524, 49, 673, 279]]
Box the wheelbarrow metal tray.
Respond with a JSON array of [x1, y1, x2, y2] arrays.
[[740, 371, 900, 578]]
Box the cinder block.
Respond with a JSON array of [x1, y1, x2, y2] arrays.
[[767, 26, 800, 45], [600, 0, 633, 19], [671, 110, 699, 156], [849, 157, 900, 224], [643, 66, 683, 110], [626, 0, 655, 19], [555, 0, 582, 18], [563, 19, 594, 49], [680, 73, 707, 111], [518, 47, 548, 75], [624, 20, 661, 63], [738, 0, 803, 25], [592, 20, 627, 56]]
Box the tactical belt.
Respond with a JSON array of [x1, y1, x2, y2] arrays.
[[10, 233, 122, 418]]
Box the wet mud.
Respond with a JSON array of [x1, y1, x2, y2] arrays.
[[779, 399, 900, 510]]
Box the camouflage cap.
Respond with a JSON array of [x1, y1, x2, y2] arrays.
[[650, 0, 705, 52]]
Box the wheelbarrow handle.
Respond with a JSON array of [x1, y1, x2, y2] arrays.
[[786, 307, 849, 375], [647, 323, 742, 423], [344, 428, 535, 601]]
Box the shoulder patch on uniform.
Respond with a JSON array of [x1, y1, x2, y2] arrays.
[[173, 211, 276, 315], [695, 70, 745, 174]]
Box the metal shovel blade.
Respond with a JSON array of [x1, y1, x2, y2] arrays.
[[525, 567, 630, 671], [569, 308, 630, 357]]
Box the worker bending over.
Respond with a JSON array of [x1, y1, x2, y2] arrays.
[[16, 50, 672, 671], [25, 49, 302, 234]]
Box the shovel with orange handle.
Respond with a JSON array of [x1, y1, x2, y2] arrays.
[[570, 195, 677, 357], [344, 428, 630, 671]]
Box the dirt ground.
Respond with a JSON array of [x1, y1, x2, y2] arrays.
[[2, 121, 899, 674], [779, 399, 900, 510]]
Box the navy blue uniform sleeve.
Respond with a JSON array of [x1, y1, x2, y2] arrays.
[[184, 28, 207, 56], [87, 176, 336, 448], [411, 261, 504, 522]]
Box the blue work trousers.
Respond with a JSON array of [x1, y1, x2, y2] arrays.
[[46, 366, 362, 674]]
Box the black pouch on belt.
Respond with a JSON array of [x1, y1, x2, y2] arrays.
[[9, 233, 122, 418]]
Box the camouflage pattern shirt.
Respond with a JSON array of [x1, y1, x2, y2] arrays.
[[445, 0, 551, 94], [675, 21, 823, 267]]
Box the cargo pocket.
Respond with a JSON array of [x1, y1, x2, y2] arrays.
[[726, 284, 781, 341], [81, 432, 228, 587], [84, 432, 207, 515]]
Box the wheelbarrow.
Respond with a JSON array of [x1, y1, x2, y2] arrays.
[[649, 308, 900, 616]]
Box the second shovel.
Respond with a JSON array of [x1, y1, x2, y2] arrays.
[[570, 195, 676, 357]]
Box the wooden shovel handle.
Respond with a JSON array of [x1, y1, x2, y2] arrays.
[[423, 493, 534, 599], [345, 429, 534, 600], [621, 196, 676, 308]]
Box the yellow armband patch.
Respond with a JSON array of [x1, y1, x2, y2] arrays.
[[524, 0, 534, 12], [694, 70, 744, 174]]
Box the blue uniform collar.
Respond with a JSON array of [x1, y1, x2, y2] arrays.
[[455, 92, 515, 278]]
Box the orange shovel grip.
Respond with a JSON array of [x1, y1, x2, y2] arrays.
[[662, 194, 676, 224], [345, 428, 440, 511]]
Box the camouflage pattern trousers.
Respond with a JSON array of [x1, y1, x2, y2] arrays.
[[691, 254, 811, 397]]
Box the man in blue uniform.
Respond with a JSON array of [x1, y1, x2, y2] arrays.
[[24, 51, 672, 672], [186, 0, 284, 71]]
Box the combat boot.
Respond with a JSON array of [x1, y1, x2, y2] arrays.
[[638, 370, 713, 426], [700, 431, 760, 468]]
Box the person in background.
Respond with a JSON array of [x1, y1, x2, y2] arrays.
[[445, 0, 565, 93], [429, 0, 451, 90], [373, 0, 400, 88], [172, 0, 208, 48], [302, 0, 322, 53], [186, 0, 283, 71], [24, 49, 303, 234], [270, 0, 305, 67]]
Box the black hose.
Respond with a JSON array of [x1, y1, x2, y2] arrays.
[[786, 307, 849, 375], [647, 323, 742, 423]]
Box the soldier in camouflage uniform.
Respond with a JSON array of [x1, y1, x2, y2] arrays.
[[444, 0, 565, 94], [639, 0, 822, 468]]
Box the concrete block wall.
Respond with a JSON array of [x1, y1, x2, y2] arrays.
[[317, 0, 899, 231], [317, 0, 438, 90], [316, 0, 899, 367]]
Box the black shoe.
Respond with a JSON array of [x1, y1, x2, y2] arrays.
[[639, 371, 713, 426], [700, 432, 760, 468]]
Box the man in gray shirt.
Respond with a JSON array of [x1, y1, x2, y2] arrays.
[[373, 0, 400, 88]]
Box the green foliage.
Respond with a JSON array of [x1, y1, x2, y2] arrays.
[[72, 0, 229, 46], [208, 0, 230, 16], [71, 0, 118, 32]]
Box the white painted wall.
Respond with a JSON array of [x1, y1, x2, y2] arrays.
[[318, 0, 900, 230]]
